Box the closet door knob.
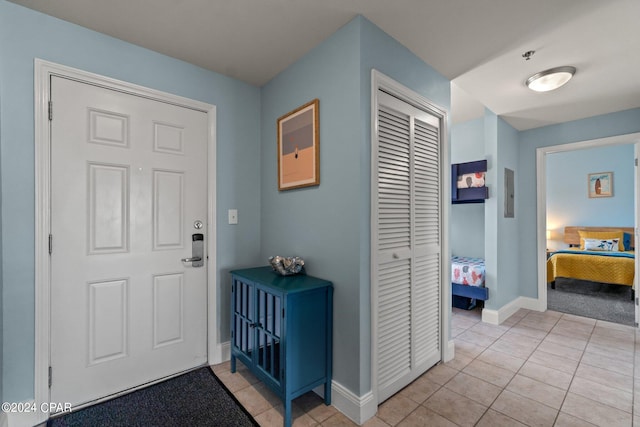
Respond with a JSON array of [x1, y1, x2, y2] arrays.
[[392, 253, 399, 259]]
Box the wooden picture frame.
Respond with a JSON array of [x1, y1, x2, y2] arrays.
[[277, 99, 319, 190], [588, 171, 613, 198]]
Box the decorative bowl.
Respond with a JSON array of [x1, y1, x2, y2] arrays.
[[269, 256, 305, 276]]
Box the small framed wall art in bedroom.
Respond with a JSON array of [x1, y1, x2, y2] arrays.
[[588, 171, 613, 198]]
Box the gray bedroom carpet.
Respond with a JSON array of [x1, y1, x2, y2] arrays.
[[547, 278, 634, 326]]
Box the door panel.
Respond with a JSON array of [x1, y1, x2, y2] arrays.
[[50, 76, 208, 407], [153, 169, 184, 249], [88, 279, 128, 365], [153, 273, 184, 348], [88, 163, 129, 253]]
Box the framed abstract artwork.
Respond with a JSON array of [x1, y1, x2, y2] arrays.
[[277, 99, 319, 191], [588, 171, 613, 198]]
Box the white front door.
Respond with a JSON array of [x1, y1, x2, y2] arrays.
[[50, 76, 208, 407]]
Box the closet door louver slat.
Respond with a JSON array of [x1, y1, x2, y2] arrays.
[[414, 118, 441, 252], [411, 116, 441, 378], [376, 103, 412, 397], [375, 90, 441, 404], [377, 105, 411, 254], [377, 259, 411, 390]]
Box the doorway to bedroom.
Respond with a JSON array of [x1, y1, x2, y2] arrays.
[[537, 133, 640, 327]]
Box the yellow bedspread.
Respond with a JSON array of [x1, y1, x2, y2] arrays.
[[546, 249, 635, 287]]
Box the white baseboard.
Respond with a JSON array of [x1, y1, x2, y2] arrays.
[[481, 306, 501, 325], [327, 380, 376, 425], [224, 337, 376, 425], [208, 340, 231, 365], [219, 341, 230, 362], [519, 296, 544, 311], [4, 400, 42, 427], [482, 296, 542, 325], [221, 339, 375, 423], [444, 340, 455, 362]]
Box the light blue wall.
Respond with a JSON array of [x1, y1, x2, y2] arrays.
[[482, 112, 520, 309], [494, 116, 520, 308], [260, 16, 450, 396], [0, 0, 262, 402], [483, 111, 499, 309], [359, 17, 450, 395], [448, 108, 640, 310], [1, 3, 453, 403], [450, 118, 485, 258], [518, 108, 640, 298], [546, 144, 634, 250], [260, 17, 363, 394]]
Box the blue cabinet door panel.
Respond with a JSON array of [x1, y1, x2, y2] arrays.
[[230, 267, 333, 427]]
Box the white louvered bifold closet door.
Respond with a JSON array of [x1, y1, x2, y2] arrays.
[[375, 90, 441, 403]]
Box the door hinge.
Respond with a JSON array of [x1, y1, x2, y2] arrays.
[[49, 234, 53, 255], [282, 308, 285, 318], [635, 158, 638, 167], [636, 297, 638, 305], [48, 101, 53, 121], [48, 366, 52, 388], [635, 322, 639, 328]]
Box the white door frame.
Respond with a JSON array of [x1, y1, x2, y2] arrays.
[[33, 59, 218, 425], [536, 132, 640, 315], [370, 70, 451, 409], [636, 142, 640, 327]]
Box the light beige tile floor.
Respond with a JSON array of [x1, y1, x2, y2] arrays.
[[213, 307, 640, 426]]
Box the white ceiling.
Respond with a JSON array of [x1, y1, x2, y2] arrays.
[[10, 0, 640, 130]]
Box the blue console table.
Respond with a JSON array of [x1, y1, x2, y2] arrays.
[[230, 266, 333, 427]]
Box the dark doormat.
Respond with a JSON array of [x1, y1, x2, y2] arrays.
[[547, 278, 634, 326], [48, 367, 258, 427]]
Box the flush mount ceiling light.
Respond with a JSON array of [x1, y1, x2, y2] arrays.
[[526, 66, 576, 92]]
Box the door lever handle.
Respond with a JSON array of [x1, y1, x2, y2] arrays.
[[185, 233, 204, 267]]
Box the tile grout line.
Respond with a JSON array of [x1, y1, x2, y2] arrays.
[[453, 308, 522, 425], [375, 313, 473, 427], [452, 309, 636, 426], [436, 309, 488, 426], [483, 311, 564, 425], [455, 309, 494, 426], [467, 309, 535, 427], [389, 385, 441, 427], [547, 313, 591, 427], [433, 310, 478, 426], [554, 316, 638, 425]]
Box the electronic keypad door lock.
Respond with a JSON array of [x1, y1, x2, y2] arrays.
[[181, 233, 204, 267]]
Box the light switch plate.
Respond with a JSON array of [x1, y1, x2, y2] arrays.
[[228, 209, 238, 225]]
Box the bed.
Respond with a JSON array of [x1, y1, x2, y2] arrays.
[[452, 256, 488, 309], [546, 226, 635, 294]]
